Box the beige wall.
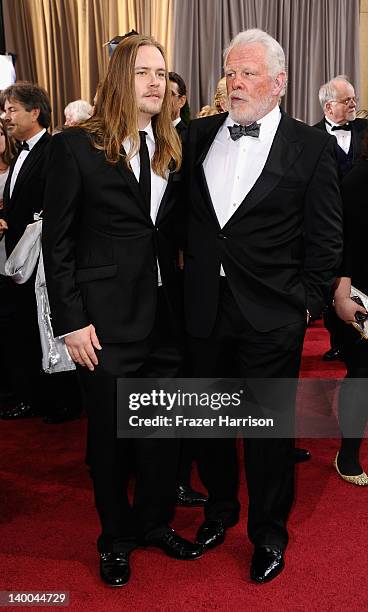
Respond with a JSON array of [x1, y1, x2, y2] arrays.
[[360, 0, 368, 109]]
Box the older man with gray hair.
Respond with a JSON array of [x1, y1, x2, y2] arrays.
[[184, 28, 343, 583], [314, 75, 368, 180]]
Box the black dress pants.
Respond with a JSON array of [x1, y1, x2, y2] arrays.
[[188, 279, 306, 549], [78, 289, 183, 553]]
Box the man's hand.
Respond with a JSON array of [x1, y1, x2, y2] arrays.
[[64, 324, 102, 371], [334, 297, 367, 324], [0, 218, 8, 239]]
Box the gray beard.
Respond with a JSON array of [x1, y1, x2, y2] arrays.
[[228, 95, 275, 125]]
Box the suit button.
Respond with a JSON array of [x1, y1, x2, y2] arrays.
[[218, 233, 228, 239]]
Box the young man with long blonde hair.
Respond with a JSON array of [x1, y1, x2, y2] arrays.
[[43, 34, 201, 587]]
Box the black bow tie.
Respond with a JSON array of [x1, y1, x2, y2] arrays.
[[331, 123, 351, 132], [17, 140, 30, 151], [228, 122, 260, 141]]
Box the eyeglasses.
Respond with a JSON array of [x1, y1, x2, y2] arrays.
[[171, 91, 181, 98], [329, 96, 358, 106]]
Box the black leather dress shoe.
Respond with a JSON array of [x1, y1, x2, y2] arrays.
[[322, 348, 342, 361], [148, 528, 202, 560], [42, 409, 81, 424], [1, 402, 38, 420], [250, 546, 284, 583], [176, 484, 208, 507], [294, 447, 311, 463], [195, 520, 226, 550], [100, 552, 131, 587]]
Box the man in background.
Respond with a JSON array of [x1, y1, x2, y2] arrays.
[[1, 82, 81, 423]]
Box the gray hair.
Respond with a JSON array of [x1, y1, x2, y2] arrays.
[[223, 29, 286, 79], [318, 75, 351, 110], [64, 99, 93, 122]]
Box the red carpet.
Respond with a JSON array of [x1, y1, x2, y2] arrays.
[[1, 320, 368, 611]]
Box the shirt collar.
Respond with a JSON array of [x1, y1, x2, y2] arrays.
[[142, 121, 154, 145], [173, 117, 181, 127], [324, 116, 350, 129], [122, 122, 155, 156], [224, 104, 281, 141], [24, 128, 46, 151]]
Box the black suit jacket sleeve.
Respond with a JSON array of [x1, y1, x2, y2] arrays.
[[42, 134, 90, 335], [302, 135, 343, 315]]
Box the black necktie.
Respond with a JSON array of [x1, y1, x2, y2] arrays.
[[139, 131, 151, 213], [228, 122, 260, 140], [331, 123, 351, 131], [17, 140, 30, 151]]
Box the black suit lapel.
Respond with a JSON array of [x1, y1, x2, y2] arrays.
[[155, 171, 174, 225], [194, 113, 228, 166], [224, 113, 304, 226], [9, 132, 50, 205], [116, 146, 152, 220], [194, 113, 228, 228]]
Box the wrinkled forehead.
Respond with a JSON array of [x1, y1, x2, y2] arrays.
[[225, 42, 269, 70]]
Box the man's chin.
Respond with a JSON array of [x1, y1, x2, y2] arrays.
[[140, 101, 163, 116], [229, 109, 256, 125]]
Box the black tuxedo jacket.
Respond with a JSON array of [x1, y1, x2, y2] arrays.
[[42, 128, 182, 342], [313, 117, 368, 165], [175, 119, 187, 140], [3, 131, 51, 257], [184, 111, 343, 336]]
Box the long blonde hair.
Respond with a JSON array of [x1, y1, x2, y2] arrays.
[[80, 34, 181, 176]]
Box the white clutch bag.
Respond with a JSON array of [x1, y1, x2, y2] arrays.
[[4, 212, 42, 283]]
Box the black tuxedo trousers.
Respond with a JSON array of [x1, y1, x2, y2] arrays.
[[188, 280, 306, 548], [78, 288, 183, 553]]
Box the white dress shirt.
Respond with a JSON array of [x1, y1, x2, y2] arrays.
[[324, 117, 351, 154], [10, 128, 46, 197], [204, 105, 281, 229], [173, 117, 181, 127], [203, 105, 281, 275]]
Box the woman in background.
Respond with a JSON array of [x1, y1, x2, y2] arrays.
[[333, 129, 368, 485]]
